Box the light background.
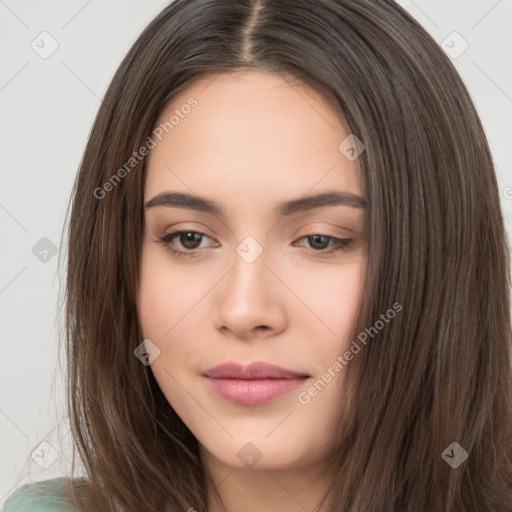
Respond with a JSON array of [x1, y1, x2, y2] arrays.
[[1, 0, 511, 506]]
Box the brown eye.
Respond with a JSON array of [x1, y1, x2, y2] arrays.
[[296, 234, 352, 256], [175, 231, 203, 249], [156, 230, 217, 257]]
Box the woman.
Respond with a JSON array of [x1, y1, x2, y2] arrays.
[[5, 0, 512, 510]]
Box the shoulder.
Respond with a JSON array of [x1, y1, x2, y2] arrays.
[[3, 478, 81, 512]]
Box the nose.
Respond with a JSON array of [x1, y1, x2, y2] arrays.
[[213, 242, 287, 340]]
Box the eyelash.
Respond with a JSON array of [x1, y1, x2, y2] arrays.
[[155, 230, 353, 258]]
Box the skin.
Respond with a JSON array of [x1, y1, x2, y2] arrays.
[[138, 70, 367, 512]]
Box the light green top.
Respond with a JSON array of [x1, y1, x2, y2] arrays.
[[3, 478, 81, 512]]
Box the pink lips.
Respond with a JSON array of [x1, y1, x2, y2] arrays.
[[202, 361, 310, 405]]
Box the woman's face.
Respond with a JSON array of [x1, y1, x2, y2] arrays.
[[138, 70, 366, 474]]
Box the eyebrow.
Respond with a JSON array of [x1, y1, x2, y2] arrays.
[[144, 190, 367, 216]]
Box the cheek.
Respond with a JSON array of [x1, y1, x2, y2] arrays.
[[137, 248, 208, 339], [137, 276, 213, 443], [137, 253, 201, 407], [138, 267, 172, 340], [327, 265, 362, 317], [137, 248, 217, 382], [289, 259, 364, 352]]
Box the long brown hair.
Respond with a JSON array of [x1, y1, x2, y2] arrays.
[[58, 0, 512, 510]]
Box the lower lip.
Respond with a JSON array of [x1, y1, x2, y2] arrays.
[[204, 376, 309, 405]]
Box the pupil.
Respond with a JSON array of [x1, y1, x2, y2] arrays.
[[310, 235, 328, 249], [182, 232, 200, 248]]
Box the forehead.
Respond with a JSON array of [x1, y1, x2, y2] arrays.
[[144, 70, 362, 211]]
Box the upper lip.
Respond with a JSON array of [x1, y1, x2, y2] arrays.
[[202, 361, 310, 380]]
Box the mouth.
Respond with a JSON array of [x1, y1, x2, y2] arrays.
[[201, 361, 310, 405]]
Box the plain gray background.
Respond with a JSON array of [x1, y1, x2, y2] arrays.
[[1, 0, 511, 505]]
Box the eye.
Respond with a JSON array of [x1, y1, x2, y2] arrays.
[[294, 234, 353, 256], [155, 230, 353, 258], [156, 230, 217, 257]]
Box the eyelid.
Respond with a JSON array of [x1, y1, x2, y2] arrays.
[[293, 223, 355, 238], [158, 223, 216, 239]]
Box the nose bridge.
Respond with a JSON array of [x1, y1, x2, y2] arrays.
[[229, 234, 269, 299], [213, 232, 283, 336]]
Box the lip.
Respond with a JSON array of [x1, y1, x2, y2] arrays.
[[202, 361, 310, 405], [202, 361, 310, 379]]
